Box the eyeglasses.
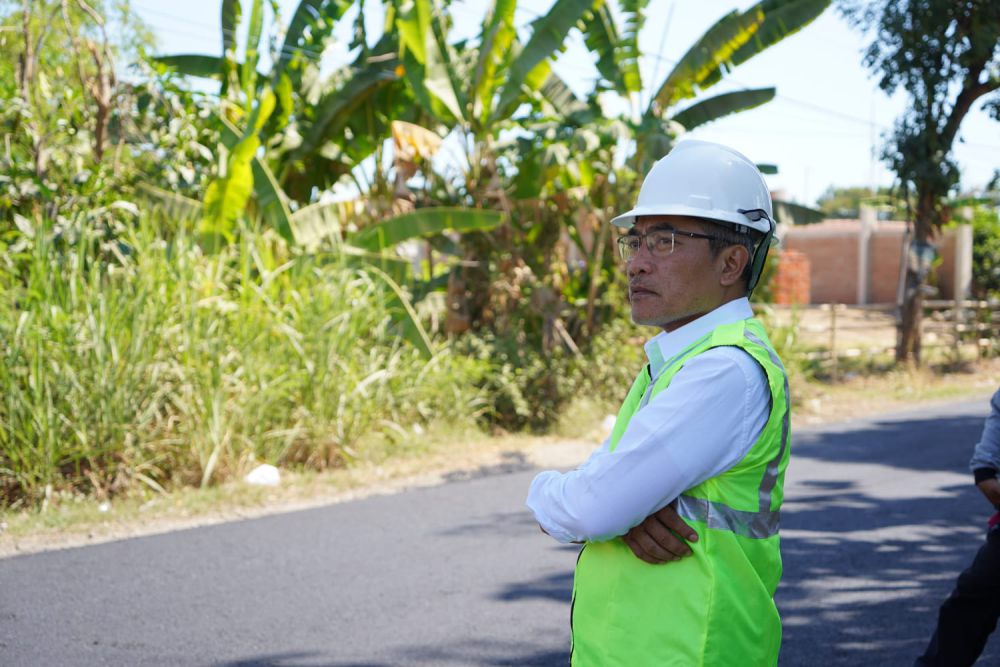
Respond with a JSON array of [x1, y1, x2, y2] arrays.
[[617, 227, 722, 262]]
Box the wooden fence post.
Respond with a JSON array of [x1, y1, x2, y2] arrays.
[[829, 304, 838, 382], [952, 299, 960, 363]]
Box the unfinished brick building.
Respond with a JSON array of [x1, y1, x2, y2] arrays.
[[772, 218, 973, 306]]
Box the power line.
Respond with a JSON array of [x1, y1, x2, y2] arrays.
[[134, 1, 326, 63]]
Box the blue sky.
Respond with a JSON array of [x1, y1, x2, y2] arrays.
[[130, 0, 1000, 207]]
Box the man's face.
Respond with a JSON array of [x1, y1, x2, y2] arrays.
[[625, 216, 728, 332]]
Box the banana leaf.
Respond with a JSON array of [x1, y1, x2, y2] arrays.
[[651, 10, 761, 110], [350, 207, 504, 253], [496, 0, 598, 116], [398, 0, 464, 123], [152, 55, 266, 85], [471, 0, 517, 125], [272, 0, 353, 84], [580, 0, 646, 96], [221, 0, 241, 93], [727, 0, 831, 69], [240, 0, 265, 105], [671, 87, 775, 130], [289, 201, 348, 247], [201, 90, 276, 244], [218, 114, 294, 244], [292, 50, 399, 162]]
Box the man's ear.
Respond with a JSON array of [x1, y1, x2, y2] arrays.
[[718, 245, 750, 287]]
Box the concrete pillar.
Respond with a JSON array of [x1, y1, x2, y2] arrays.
[[954, 223, 973, 301], [858, 205, 875, 305]]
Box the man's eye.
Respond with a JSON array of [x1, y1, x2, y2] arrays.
[[651, 233, 673, 248]]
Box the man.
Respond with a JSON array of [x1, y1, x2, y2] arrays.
[[916, 388, 1000, 666], [526, 140, 790, 666]]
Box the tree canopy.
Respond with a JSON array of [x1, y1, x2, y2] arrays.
[[842, 0, 1000, 362]]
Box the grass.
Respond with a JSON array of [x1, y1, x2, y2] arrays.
[[0, 217, 488, 507]]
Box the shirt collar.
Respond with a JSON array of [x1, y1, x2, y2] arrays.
[[643, 298, 754, 378]]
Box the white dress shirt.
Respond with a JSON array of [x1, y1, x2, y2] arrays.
[[526, 298, 771, 544]]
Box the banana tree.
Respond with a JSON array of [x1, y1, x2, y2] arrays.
[[581, 0, 830, 173], [385, 0, 611, 335], [492, 0, 830, 343], [153, 0, 408, 241]]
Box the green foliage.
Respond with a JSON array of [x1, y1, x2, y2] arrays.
[[0, 216, 488, 507], [350, 208, 503, 252], [460, 313, 646, 432], [579, 0, 830, 174], [0, 2, 154, 227], [200, 90, 277, 244], [843, 0, 1000, 230], [816, 185, 908, 219], [671, 87, 776, 131], [495, 0, 597, 115], [968, 206, 1000, 299]]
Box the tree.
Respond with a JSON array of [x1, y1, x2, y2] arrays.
[[843, 0, 1000, 364], [2, 0, 154, 226], [816, 185, 907, 219]]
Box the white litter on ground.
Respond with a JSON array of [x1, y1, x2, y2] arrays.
[[245, 464, 281, 487]]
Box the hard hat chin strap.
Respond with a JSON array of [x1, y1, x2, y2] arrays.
[[746, 216, 776, 298]]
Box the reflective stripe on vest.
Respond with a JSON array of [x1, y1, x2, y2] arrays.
[[663, 327, 790, 540]]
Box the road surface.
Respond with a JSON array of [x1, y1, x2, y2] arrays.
[[2, 396, 998, 665]]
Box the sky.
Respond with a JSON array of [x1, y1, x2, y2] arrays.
[[128, 0, 1000, 207]]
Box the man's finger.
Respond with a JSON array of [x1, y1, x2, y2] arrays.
[[630, 526, 677, 564], [652, 503, 699, 542], [641, 515, 692, 558], [623, 532, 661, 565]]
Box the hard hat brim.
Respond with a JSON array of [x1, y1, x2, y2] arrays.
[[610, 204, 773, 235]]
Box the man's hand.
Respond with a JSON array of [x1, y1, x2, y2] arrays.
[[977, 477, 1000, 508], [622, 503, 699, 565]]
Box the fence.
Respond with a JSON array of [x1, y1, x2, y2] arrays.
[[776, 300, 1000, 380]]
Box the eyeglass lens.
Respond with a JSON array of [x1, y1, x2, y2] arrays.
[[617, 229, 675, 261]]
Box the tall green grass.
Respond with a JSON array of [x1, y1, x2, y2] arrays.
[[0, 218, 487, 507]]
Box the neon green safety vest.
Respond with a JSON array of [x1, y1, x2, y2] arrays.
[[571, 317, 791, 666]]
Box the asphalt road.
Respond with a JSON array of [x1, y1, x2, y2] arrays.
[[2, 396, 999, 666]]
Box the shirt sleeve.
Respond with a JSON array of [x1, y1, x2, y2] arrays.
[[526, 347, 770, 544], [970, 388, 1000, 481]]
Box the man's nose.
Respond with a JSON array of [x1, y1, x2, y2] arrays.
[[627, 245, 654, 278]]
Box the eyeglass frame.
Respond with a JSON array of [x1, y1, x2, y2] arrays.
[[616, 225, 725, 262], [615, 209, 774, 262]]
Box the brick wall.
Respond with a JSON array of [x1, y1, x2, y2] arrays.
[[772, 250, 811, 305], [869, 227, 905, 303], [777, 220, 967, 304], [781, 222, 860, 304]]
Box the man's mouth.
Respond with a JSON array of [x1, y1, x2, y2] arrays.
[[630, 284, 657, 297]]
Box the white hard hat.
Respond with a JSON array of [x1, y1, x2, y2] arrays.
[[611, 140, 773, 234]]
